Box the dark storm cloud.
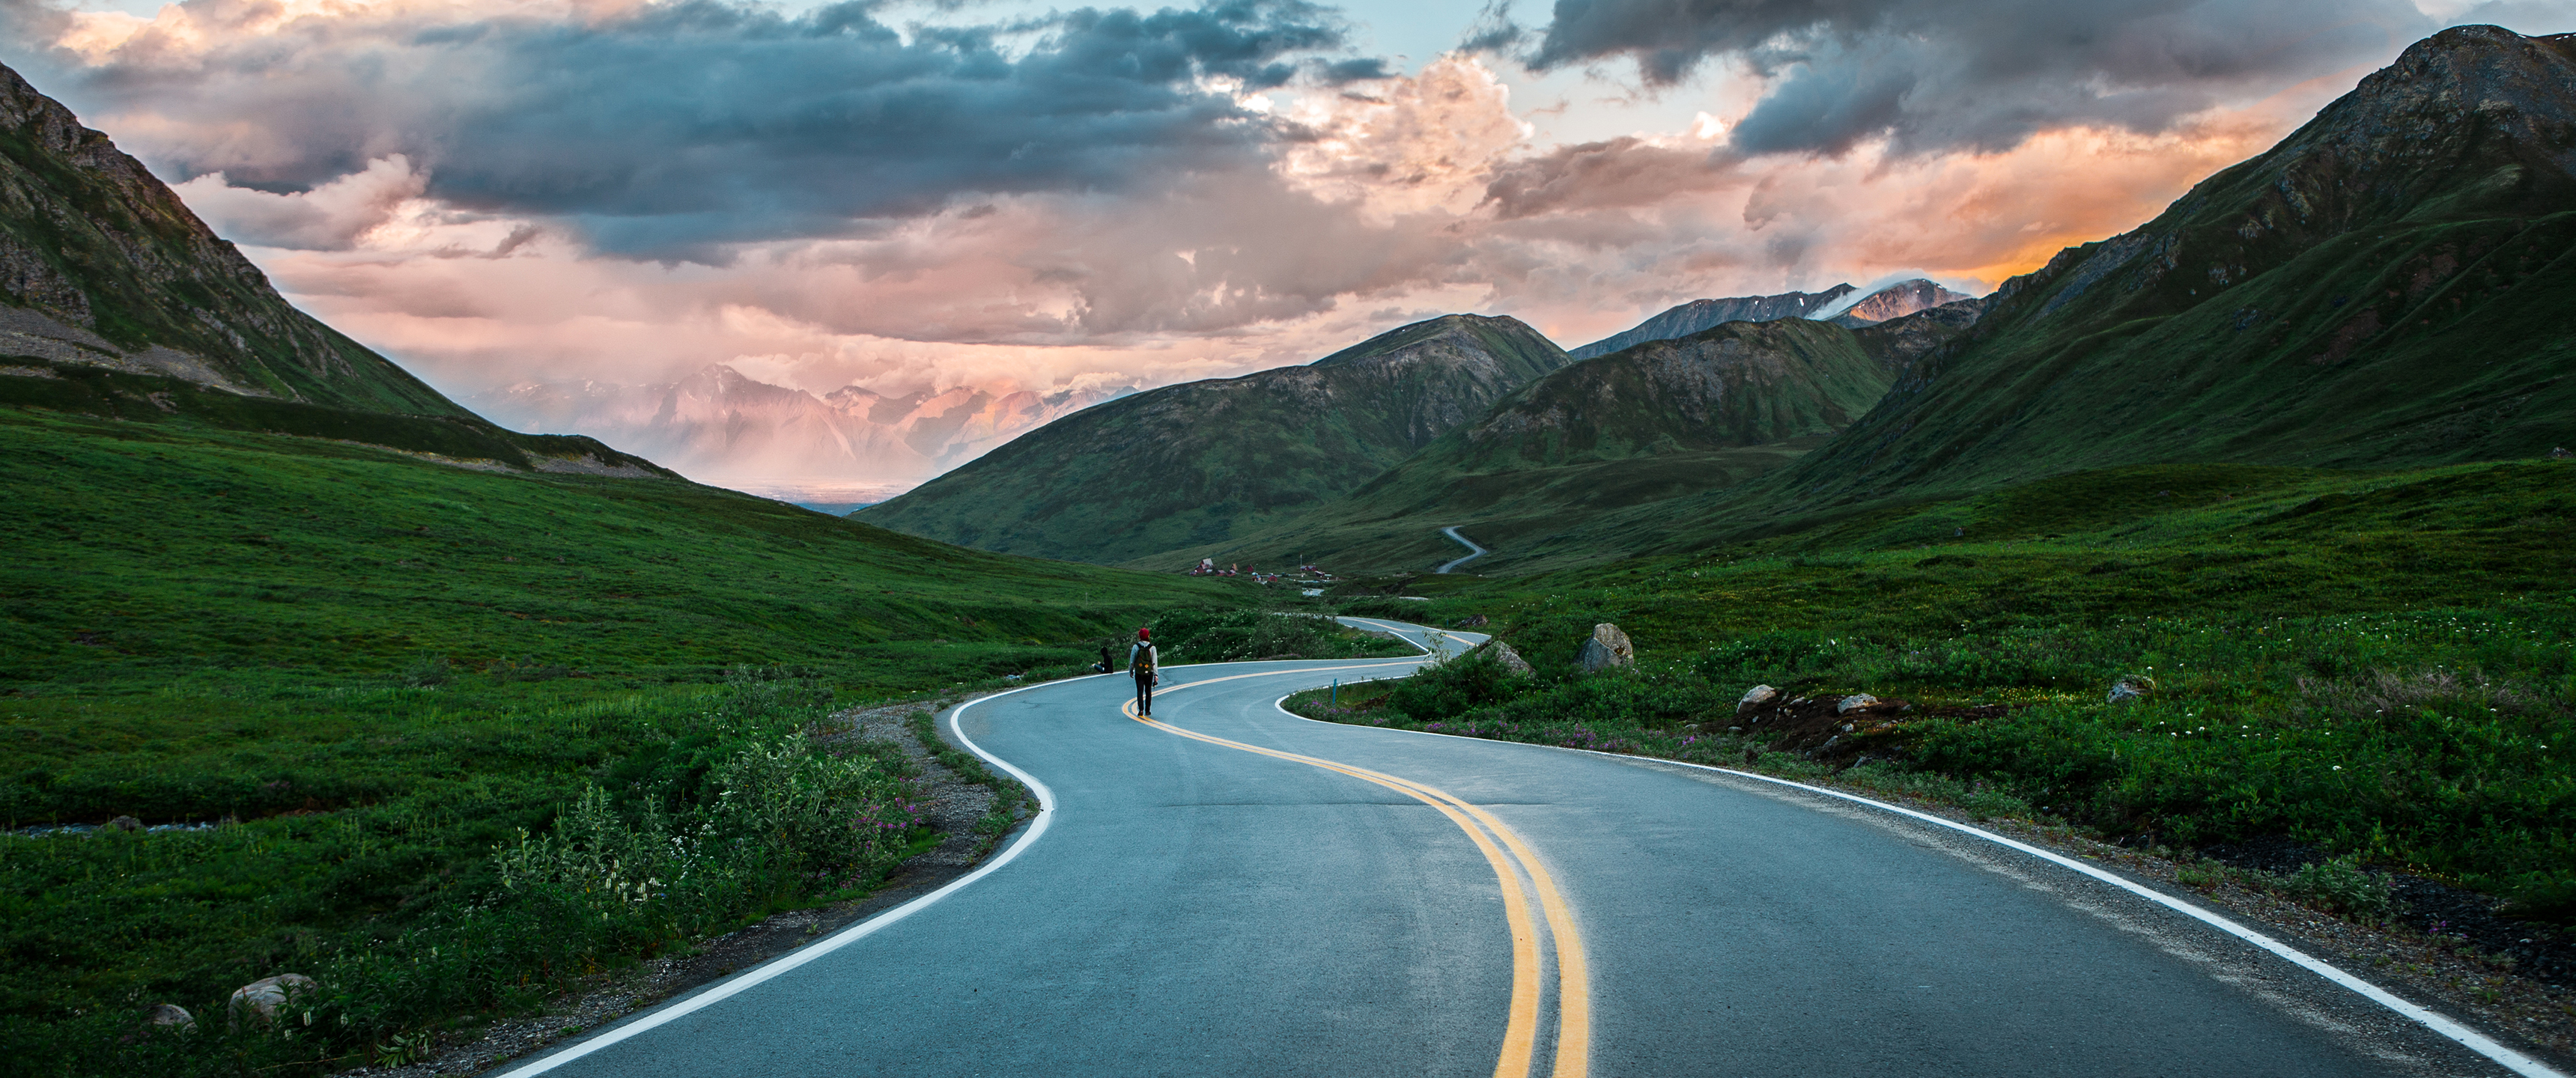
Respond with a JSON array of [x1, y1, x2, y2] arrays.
[[0, 0, 1367, 256], [1513, 0, 2437, 155]]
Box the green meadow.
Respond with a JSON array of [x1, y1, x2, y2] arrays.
[[1299, 459, 2576, 917], [0, 405, 1251, 1075]]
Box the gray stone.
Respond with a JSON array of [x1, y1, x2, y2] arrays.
[[1576, 624, 1634, 672], [145, 1004, 194, 1030], [1737, 684, 1778, 710], [2107, 676, 2154, 704], [1469, 639, 1534, 676], [106, 815, 142, 833], [1835, 694, 1878, 715], [228, 974, 316, 1024]]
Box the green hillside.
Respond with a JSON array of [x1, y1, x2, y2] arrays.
[[1182, 306, 1978, 573], [859, 314, 1571, 565], [1462, 25, 2576, 574], [0, 404, 1244, 1075], [0, 63, 1267, 1074], [1735, 25, 2576, 515], [1297, 457, 2576, 927]]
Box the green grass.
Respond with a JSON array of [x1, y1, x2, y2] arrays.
[[0, 404, 1251, 1074], [1307, 458, 2576, 919]]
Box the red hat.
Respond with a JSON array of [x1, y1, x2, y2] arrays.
[[1137, 627, 1151, 640]]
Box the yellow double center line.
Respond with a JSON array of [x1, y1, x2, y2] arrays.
[[1123, 663, 1590, 1078]]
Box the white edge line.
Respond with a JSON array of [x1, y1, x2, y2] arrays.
[[490, 680, 1066, 1078], [1264, 672, 2569, 1078]]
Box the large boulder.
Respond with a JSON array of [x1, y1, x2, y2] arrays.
[[1576, 623, 1634, 672], [1468, 639, 1534, 676], [2107, 675, 2155, 704], [228, 974, 315, 1024]]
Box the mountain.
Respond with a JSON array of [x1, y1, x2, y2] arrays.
[[858, 314, 1571, 563], [1188, 305, 1979, 571], [0, 62, 666, 476], [1824, 279, 1978, 326], [1500, 24, 2576, 568], [1567, 285, 1856, 359], [470, 366, 1130, 493]]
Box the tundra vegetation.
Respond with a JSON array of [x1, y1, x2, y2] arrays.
[[0, 405, 1263, 1075], [1296, 460, 2576, 925]]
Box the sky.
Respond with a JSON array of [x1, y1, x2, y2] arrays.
[[4, 0, 2573, 488]]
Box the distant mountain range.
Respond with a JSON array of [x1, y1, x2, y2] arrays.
[[470, 366, 1132, 493], [1824, 280, 1978, 327], [1188, 302, 1982, 571], [857, 314, 1570, 563], [1567, 278, 1970, 359], [860, 25, 2576, 577]]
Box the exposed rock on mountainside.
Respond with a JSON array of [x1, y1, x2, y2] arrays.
[[1739, 25, 2576, 516], [1852, 299, 1986, 368], [473, 365, 1128, 487], [1185, 307, 1978, 572], [0, 63, 461, 415], [1568, 285, 1856, 359], [861, 314, 1570, 564], [1826, 280, 1978, 326], [0, 62, 671, 477]]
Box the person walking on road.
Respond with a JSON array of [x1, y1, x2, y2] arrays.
[[1128, 627, 1158, 716]]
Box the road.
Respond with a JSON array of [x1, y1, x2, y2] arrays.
[[1437, 526, 1487, 573], [499, 619, 2559, 1078]]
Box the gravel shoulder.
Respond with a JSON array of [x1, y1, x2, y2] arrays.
[[335, 694, 1024, 1078]]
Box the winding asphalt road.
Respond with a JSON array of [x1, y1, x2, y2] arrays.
[[1437, 526, 1488, 573], [499, 620, 2561, 1078]]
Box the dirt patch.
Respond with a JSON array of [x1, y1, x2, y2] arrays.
[[341, 695, 1021, 1077], [1728, 691, 2005, 764]]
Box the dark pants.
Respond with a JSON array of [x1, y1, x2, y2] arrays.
[[1134, 672, 1154, 716]]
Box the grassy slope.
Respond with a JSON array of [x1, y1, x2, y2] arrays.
[[858, 314, 1570, 566], [1180, 311, 1973, 574], [1307, 457, 2576, 907], [1631, 30, 2574, 547], [0, 404, 1246, 1073]]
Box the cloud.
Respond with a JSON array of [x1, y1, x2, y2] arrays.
[[1, 0, 1369, 257], [0, 1, 2464, 493], [170, 155, 428, 250], [1515, 0, 2436, 156]]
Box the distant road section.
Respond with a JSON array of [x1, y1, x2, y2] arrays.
[[1436, 526, 1486, 573]]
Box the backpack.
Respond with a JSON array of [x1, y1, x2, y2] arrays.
[[1130, 642, 1155, 674]]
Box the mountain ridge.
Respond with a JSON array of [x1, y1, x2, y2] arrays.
[[859, 313, 1570, 563], [1567, 285, 1856, 359], [1486, 23, 2576, 571], [1162, 302, 1983, 572]]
